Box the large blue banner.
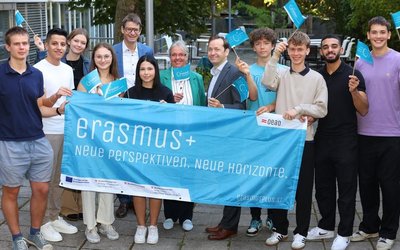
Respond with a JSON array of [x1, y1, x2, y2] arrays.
[[61, 91, 306, 209]]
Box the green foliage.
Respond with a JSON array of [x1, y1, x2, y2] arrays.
[[68, 0, 211, 37], [234, 1, 273, 28], [68, 0, 116, 24]]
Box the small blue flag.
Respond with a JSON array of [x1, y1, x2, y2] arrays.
[[102, 78, 128, 100], [173, 64, 191, 81], [284, 0, 307, 29], [356, 41, 373, 65], [391, 11, 400, 29], [80, 69, 101, 93], [225, 27, 249, 48], [15, 10, 25, 27], [232, 76, 248, 102]]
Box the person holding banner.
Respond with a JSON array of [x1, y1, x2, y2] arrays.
[[0, 26, 58, 250], [35, 28, 90, 223], [113, 13, 154, 219], [261, 31, 328, 249], [159, 40, 206, 232], [235, 27, 288, 237], [351, 16, 400, 250], [76, 42, 120, 244], [306, 34, 368, 250], [33, 28, 78, 243], [205, 35, 246, 241], [125, 55, 174, 244]]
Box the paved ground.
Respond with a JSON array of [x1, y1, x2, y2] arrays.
[[1, 48, 399, 249], [0, 180, 399, 249]]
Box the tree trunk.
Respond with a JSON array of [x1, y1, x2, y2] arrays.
[[114, 0, 137, 44]]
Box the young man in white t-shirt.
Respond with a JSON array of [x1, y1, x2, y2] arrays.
[[34, 28, 77, 242]]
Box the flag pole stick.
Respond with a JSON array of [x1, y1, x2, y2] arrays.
[[232, 47, 239, 58], [352, 56, 358, 75], [214, 84, 233, 99], [396, 28, 400, 41], [24, 21, 36, 35]]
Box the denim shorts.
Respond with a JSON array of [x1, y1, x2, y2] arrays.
[[0, 137, 53, 187]]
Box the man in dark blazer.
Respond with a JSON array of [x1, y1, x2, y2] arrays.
[[112, 13, 153, 218], [205, 35, 246, 240]]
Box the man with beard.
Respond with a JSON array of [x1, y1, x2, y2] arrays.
[[306, 35, 368, 250]]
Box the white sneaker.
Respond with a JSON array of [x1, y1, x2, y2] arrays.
[[292, 233, 306, 249], [265, 232, 288, 246], [307, 226, 335, 240], [85, 227, 100, 243], [147, 225, 159, 244], [99, 224, 119, 240], [331, 235, 350, 250], [163, 218, 174, 230], [182, 219, 193, 231], [51, 216, 78, 234], [134, 226, 147, 244], [350, 230, 379, 242], [376, 237, 394, 250], [40, 222, 62, 242]]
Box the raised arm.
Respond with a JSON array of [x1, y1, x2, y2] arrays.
[[262, 42, 287, 91]]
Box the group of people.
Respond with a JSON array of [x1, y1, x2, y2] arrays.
[[0, 11, 399, 250], [204, 15, 398, 250]]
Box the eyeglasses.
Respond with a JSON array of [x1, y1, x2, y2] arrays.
[[124, 27, 141, 34], [171, 53, 187, 58], [95, 54, 112, 60]]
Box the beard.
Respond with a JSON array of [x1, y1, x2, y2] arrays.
[[321, 53, 341, 63]]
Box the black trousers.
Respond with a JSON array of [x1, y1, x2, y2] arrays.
[[315, 135, 358, 237], [218, 206, 241, 231], [163, 200, 194, 224], [250, 207, 262, 220], [268, 142, 314, 236], [358, 135, 400, 239]]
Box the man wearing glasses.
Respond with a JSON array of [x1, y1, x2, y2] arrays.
[[113, 13, 153, 218], [114, 13, 154, 89]]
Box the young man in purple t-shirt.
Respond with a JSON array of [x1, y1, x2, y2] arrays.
[[351, 16, 400, 250]]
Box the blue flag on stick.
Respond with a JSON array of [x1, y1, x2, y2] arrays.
[[80, 69, 101, 93], [101, 78, 128, 100], [15, 10, 25, 26], [173, 64, 191, 81], [232, 76, 248, 102], [284, 0, 307, 29], [356, 41, 373, 65], [225, 27, 249, 48], [391, 11, 400, 29]]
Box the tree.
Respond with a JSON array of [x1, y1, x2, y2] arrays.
[[68, 0, 211, 43]]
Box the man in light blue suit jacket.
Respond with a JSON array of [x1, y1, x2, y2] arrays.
[[113, 13, 153, 218], [113, 13, 153, 89]]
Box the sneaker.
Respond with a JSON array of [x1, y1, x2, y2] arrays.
[[307, 226, 334, 240], [134, 225, 147, 244], [182, 219, 193, 231], [266, 217, 275, 231], [40, 222, 62, 242], [147, 225, 159, 244], [99, 224, 119, 240], [376, 237, 394, 250], [265, 232, 288, 246], [292, 233, 306, 249], [26, 232, 53, 250], [85, 227, 100, 244], [246, 219, 263, 236], [350, 230, 379, 242], [51, 216, 78, 234], [331, 235, 350, 250], [12, 236, 28, 250], [163, 218, 174, 230]]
